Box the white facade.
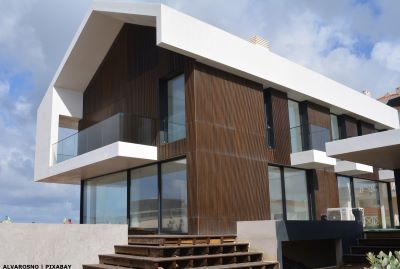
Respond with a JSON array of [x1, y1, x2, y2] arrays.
[[35, 2, 399, 183]]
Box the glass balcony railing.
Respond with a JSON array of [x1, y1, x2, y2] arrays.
[[53, 113, 156, 164], [290, 124, 331, 153]]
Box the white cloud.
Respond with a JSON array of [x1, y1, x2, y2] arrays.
[[372, 41, 400, 73], [0, 79, 9, 97]]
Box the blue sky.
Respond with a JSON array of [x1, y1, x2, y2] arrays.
[[0, 0, 399, 223]]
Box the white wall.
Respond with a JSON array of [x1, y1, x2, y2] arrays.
[[0, 224, 127, 269], [34, 87, 82, 181]]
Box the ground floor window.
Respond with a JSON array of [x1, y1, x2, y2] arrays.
[[268, 165, 310, 220], [82, 157, 188, 233], [336, 175, 393, 229], [83, 172, 127, 224]]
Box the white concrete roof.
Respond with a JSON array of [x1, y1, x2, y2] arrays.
[[326, 129, 400, 169], [43, 1, 399, 130]]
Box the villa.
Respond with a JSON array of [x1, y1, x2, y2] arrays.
[[33, 2, 400, 268]]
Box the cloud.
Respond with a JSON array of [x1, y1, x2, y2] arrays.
[[372, 41, 400, 72]]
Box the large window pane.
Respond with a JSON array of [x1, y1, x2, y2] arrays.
[[379, 182, 391, 228], [288, 100, 303, 153], [337, 176, 352, 208], [354, 178, 381, 229], [391, 182, 399, 226], [284, 168, 309, 220], [330, 114, 340, 141], [83, 172, 127, 224], [161, 159, 187, 233], [130, 165, 158, 230], [268, 166, 283, 220], [161, 74, 185, 143]]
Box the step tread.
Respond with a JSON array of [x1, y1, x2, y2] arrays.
[[85, 261, 277, 269], [100, 251, 263, 262], [118, 242, 249, 249]]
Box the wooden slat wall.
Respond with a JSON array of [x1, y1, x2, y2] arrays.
[[306, 102, 331, 129], [358, 121, 376, 135], [80, 23, 188, 158], [187, 62, 269, 234], [339, 115, 358, 138], [314, 169, 340, 219], [265, 89, 291, 165]]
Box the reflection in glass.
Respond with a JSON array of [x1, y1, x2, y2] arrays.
[[161, 74, 186, 143], [354, 178, 381, 229], [309, 124, 330, 151], [379, 182, 391, 228], [330, 114, 340, 141], [130, 165, 158, 230], [288, 100, 303, 153], [284, 168, 309, 220], [161, 159, 187, 233], [391, 182, 399, 226], [83, 172, 127, 224], [268, 166, 283, 220], [337, 176, 352, 208]]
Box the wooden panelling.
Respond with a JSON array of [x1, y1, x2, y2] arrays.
[[305, 102, 331, 129], [358, 121, 376, 135], [313, 169, 340, 219], [265, 89, 291, 165], [187, 62, 269, 234], [338, 115, 358, 138], [80, 23, 187, 157]]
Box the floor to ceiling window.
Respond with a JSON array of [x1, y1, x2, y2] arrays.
[[268, 165, 310, 220], [83, 172, 127, 224], [337, 176, 353, 208], [82, 158, 188, 233], [161, 159, 188, 233], [336, 175, 393, 229], [288, 100, 303, 153], [160, 74, 186, 144], [268, 166, 284, 220], [130, 165, 159, 230]]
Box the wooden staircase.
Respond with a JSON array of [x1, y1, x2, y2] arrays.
[[344, 230, 400, 264], [83, 234, 278, 269]]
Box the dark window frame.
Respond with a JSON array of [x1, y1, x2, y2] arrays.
[[268, 163, 314, 221], [263, 89, 275, 148]]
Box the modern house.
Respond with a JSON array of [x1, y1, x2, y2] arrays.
[[34, 2, 400, 268]]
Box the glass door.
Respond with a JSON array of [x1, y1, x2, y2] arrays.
[[353, 178, 381, 229]]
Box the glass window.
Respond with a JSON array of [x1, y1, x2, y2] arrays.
[[161, 159, 188, 233], [284, 168, 309, 220], [130, 165, 158, 230], [288, 100, 303, 153], [330, 114, 340, 141], [337, 176, 352, 208], [161, 74, 186, 143], [309, 124, 330, 151], [379, 182, 392, 228], [268, 166, 283, 220], [264, 91, 275, 148], [83, 172, 127, 224], [354, 178, 381, 229]]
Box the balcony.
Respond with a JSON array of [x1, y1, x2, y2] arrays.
[[335, 160, 373, 176], [40, 113, 158, 183], [289, 124, 336, 169]]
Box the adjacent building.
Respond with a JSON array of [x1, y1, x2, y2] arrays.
[[34, 3, 400, 265]]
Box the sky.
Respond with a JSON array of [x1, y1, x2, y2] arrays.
[[0, 0, 399, 223]]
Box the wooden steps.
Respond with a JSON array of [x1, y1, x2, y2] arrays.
[[83, 234, 278, 269]]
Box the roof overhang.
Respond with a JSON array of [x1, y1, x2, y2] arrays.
[[334, 161, 373, 176], [326, 129, 400, 170], [290, 150, 336, 169], [43, 1, 399, 130]]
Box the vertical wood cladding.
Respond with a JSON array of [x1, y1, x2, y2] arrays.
[[187, 62, 269, 234], [313, 169, 339, 219], [305, 102, 331, 130], [265, 89, 291, 165], [338, 115, 358, 138], [357, 121, 376, 135], [80, 23, 187, 157]]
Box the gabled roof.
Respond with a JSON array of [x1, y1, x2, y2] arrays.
[[47, 1, 399, 129]]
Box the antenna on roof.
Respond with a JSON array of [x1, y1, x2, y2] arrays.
[[248, 35, 270, 50]]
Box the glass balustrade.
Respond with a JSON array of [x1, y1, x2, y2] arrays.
[[289, 124, 331, 153], [52, 113, 156, 164]]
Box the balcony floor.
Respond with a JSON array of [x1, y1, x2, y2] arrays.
[[37, 141, 157, 184]]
